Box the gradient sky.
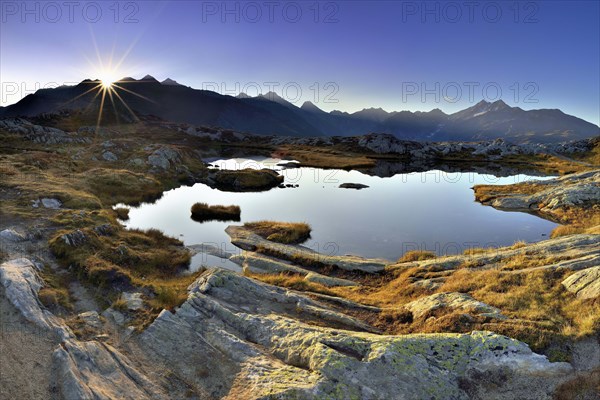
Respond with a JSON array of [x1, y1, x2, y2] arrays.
[[1, 1, 599, 124]]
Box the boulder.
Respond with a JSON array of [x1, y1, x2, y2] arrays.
[[147, 146, 181, 170], [61, 230, 87, 247], [0, 228, 25, 242], [102, 151, 118, 162], [41, 198, 62, 209], [121, 292, 144, 310]]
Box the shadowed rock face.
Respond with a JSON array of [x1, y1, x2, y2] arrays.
[[138, 268, 574, 399]]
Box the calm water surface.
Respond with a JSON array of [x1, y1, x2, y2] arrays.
[[118, 157, 557, 271]]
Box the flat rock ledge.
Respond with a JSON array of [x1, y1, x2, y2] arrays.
[[226, 225, 388, 273], [231, 251, 358, 287], [138, 268, 574, 399]]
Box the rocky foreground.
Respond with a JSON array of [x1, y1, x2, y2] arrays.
[[0, 257, 579, 399]]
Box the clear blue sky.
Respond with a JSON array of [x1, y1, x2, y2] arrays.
[[1, 1, 598, 124]]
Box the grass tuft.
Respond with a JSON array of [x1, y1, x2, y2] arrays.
[[190, 202, 241, 222], [114, 207, 130, 220]]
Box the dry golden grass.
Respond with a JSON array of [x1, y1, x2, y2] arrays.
[[245, 221, 311, 244], [190, 202, 240, 222], [473, 182, 547, 204], [397, 250, 436, 263], [551, 225, 582, 238], [276, 146, 376, 169], [463, 247, 493, 256]]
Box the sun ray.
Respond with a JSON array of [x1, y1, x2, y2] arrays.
[[106, 86, 120, 125], [112, 83, 157, 103], [111, 88, 139, 122], [95, 88, 107, 133], [58, 82, 103, 109]]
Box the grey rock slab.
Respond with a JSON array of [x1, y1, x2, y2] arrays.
[[562, 266, 600, 299]]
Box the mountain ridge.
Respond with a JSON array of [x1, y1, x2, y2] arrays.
[[0, 76, 598, 143]]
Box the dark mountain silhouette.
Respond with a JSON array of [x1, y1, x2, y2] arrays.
[[0, 76, 598, 143]]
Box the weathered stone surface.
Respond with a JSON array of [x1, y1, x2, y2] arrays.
[[226, 225, 388, 273], [404, 292, 505, 320], [53, 339, 166, 400], [0, 258, 71, 339], [562, 266, 600, 299], [137, 268, 573, 399]]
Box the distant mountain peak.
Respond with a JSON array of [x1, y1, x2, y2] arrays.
[[141, 74, 159, 82], [258, 91, 294, 106], [301, 101, 324, 113], [236, 92, 251, 99], [161, 78, 182, 86]]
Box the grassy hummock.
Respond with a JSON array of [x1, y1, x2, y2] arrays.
[[190, 202, 241, 222], [244, 220, 311, 244], [397, 250, 436, 263]]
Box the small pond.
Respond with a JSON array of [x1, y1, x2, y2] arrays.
[[118, 157, 558, 271]]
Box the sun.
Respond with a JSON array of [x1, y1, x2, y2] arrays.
[[100, 79, 114, 89], [98, 70, 118, 89]]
